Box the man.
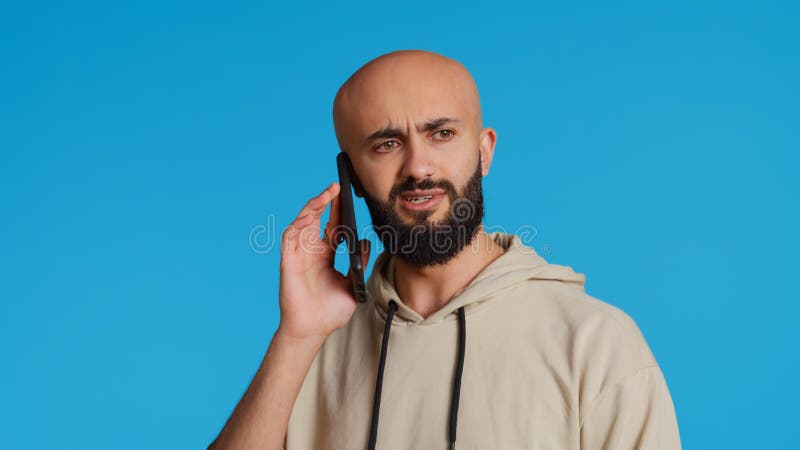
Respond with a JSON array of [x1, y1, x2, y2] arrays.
[[209, 49, 681, 449]]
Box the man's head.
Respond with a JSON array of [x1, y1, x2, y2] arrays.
[[333, 49, 497, 267]]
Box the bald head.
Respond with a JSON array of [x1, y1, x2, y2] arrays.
[[332, 50, 483, 152]]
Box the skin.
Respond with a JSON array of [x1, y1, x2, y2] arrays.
[[332, 49, 503, 318]]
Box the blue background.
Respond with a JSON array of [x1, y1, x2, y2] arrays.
[[2, 1, 797, 448]]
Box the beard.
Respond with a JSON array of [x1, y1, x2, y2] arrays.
[[362, 157, 484, 267]]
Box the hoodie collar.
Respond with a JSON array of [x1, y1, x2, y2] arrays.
[[365, 232, 587, 325]]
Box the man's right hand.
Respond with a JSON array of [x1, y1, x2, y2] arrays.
[[277, 182, 371, 343]]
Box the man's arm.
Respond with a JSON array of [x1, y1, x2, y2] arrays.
[[208, 182, 370, 449], [207, 331, 324, 450], [579, 365, 682, 450]]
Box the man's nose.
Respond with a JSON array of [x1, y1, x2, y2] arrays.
[[400, 135, 435, 181]]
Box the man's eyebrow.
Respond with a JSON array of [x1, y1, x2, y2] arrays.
[[364, 117, 461, 144]]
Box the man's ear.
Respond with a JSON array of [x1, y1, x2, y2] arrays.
[[478, 127, 497, 176]]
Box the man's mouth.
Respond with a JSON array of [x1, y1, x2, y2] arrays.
[[398, 190, 446, 212], [408, 195, 432, 203]]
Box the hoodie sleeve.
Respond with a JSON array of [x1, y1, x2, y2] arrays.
[[579, 365, 681, 450]]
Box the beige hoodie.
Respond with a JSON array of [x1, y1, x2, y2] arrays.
[[284, 232, 681, 449]]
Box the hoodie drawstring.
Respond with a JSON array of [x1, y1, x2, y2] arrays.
[[367, 300, 467, 450], [367, 300, 397, 450], [449, 305, 466, 450]]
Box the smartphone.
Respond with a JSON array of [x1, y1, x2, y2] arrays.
[[336, 152, 368, 303]]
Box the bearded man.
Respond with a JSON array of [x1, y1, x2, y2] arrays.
[[209, 49, 682, 450]]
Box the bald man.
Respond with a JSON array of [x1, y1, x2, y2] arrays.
[[209, 50, 681, 450]]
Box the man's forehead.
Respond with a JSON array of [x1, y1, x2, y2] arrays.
[[353, 101, 467, 132], [340, 81, 474, 135], [333, 50, 482, 148]]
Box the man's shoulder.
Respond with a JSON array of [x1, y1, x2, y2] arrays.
[[503, 277, 659, 369]]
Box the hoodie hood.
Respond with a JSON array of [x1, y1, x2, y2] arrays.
[[366, 231, 587, 325]]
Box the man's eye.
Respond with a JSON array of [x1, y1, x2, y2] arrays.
[[433, 129, 455, 140], [376, 140, 399, 152]]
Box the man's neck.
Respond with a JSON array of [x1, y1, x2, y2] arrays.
[[392, 227, 507, 319]]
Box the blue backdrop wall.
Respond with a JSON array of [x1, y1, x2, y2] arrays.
[[2, 1, 797, 448]]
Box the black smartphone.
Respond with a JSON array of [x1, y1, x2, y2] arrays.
[[336, 152, 368, 303]]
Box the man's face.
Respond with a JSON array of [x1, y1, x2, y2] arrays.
[[333, 55, 495, 266]]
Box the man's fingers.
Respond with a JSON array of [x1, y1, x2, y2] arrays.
[[281, 214, 313, 255], [324, 193, 343, 265], [326, 185, 342, 239], [290, 182, 339, 234], [296, 182, 340, 221], [283, 183, 340, 256]]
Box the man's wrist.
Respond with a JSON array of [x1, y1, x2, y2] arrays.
[[274, 327, 327, 352]]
